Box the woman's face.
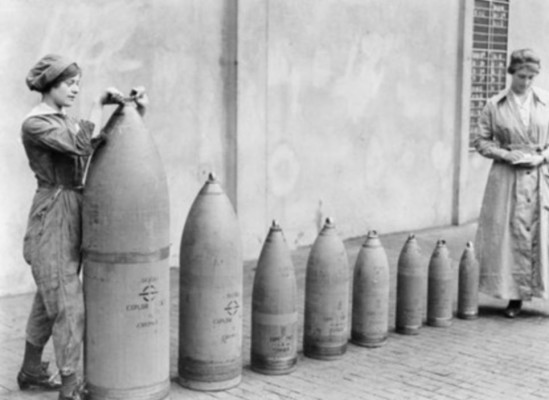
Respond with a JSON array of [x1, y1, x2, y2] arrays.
[[510, 68, 537, 95], [48, 75, 80, 108]]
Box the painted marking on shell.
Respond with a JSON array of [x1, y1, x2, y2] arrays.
[[126, 303, 149, 311], [225, 300, 240, 316], [213, 317, 233, 325], [136, 319, 158, 329], [139, 284, 158, 302]]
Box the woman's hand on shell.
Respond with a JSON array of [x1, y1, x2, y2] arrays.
[[100, 87, 125, 105]]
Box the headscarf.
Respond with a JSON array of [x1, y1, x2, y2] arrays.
[[507, 49, 541, 74], [26, 54, 76, 92]]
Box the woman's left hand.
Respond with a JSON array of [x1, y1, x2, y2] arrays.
[[514, 154, 545, 167], [100, 87, 125, 105], [530, 155, 546, 167], [130, 86, 149, 116]]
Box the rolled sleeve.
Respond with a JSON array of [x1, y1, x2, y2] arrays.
[[78, 120, 107, 149], [23, 116, 95, 156]]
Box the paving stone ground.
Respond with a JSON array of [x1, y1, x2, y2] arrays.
[[1, 222, 548, 400]]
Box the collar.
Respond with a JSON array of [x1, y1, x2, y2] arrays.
[[25, 102, 66, 119], [509, 89, 532, 108], [495, 87, 548, 106]]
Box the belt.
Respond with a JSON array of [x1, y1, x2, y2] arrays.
[[38, 183, 84, 193], [506, 143, 548, 153]]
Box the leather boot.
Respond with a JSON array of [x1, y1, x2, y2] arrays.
[[504, 299, 522, 318], [17, 361, 61, 391]]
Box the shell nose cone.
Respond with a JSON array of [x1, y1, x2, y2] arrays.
[[208, 171, 217, 182], [319, 217, 336, 235], [431, 239, 450, 259], [270, 219, 282, 231], [82, 99, 169, 254], [198, 173, 225, 195], [362, 230, 382, 248]]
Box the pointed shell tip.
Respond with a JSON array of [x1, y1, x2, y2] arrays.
[[207, 172, 217, 182]]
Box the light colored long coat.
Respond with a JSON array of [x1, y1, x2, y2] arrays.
[[474, 87, 549, 300]]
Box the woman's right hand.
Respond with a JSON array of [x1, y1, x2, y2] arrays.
[[504, 150, 526, 164], [99, 87, 125, 105]]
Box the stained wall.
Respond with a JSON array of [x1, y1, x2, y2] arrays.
[[0, 0, 235, 295], [2, 0, 548, 296]]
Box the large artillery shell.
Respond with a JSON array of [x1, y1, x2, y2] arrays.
[[395, 234, 426, 335], [303, 218, 350, 360], [457, 242, 479, 320], [251, 221, 298, 375], [351, 231, 390, 348], [82, 104, 170, 400], [178, 173, 243, 391], [427, 240, 453, 327]]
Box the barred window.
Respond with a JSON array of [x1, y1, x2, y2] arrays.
[[469, 0, 509, 146]]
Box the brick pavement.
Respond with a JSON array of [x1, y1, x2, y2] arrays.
[[1, 222, 548, 400]]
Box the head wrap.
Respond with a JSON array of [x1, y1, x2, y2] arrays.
[[507, 49, 541, 74], [26, 54, 76, 92]]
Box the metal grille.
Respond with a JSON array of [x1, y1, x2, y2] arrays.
[[469, 0, 509, 146]]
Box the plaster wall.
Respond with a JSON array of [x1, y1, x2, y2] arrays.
[[3, 0, 547, 297], [0, 0, 233, 296], [461, 0, 549, 224], [238, 0, 464, 252]]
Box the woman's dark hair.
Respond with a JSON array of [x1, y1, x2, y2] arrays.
[[507, 49, 541, 74], [43, 63, 82, 93]]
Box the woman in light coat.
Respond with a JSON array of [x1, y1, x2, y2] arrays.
[[474, 48, 549, 318]]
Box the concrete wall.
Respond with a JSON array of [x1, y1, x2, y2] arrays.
[[239, 0, 464, 251], [0, 0, 234, 295], [2, 0, 549, 296], [508, 0, 549, 89], [459, 0, 549, 224]]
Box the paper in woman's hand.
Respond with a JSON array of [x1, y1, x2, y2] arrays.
[[512, 153, 535, 165]]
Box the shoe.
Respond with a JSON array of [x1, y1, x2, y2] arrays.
[[58, 382, 87, 400], [504, 300, 522, 318], [58, 390, 83, 400], [17, 361, 61, 391]]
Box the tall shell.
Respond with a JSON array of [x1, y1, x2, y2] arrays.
[[251, 221, 298, 375], [303, 218, 350, 360], [427, 240, 454, 327], [178, 173, 243, 391], [457, 242, 479, 320], [395, 234, 427, 335], [351, 231, 390, 348], [82, 104, 170, 400]]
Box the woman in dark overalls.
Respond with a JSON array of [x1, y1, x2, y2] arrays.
[[18, 54, 146, 400]]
